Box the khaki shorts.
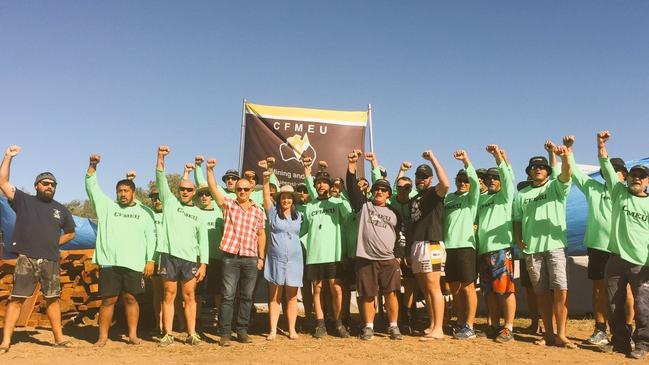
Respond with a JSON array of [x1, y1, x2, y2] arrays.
[[410, 241, 444, 274]]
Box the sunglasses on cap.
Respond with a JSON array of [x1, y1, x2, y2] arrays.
[[179, 187, 195, 192], [39, 181, 57, 187], [236, 187, 251, 192], [397, 184, 412, 191]]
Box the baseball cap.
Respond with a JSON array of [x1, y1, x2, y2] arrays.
[[34, 172, 57, 186], [148, 187, 160, 197], [455, 169, 469, 184], [314, 171, 333, 185], [629, 165, 649, 179], [221, 169, 240, 183], [371, 179, 392, 195], [476, 168, 488, 179], [415, 164, 433, 178], [486, 167, 500, 180], [525, 156, 551, 176]]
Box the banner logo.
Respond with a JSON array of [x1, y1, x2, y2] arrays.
[[280, 133, 316, 166]]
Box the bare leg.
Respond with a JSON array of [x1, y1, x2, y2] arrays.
[[501, 293, 516, 331], [95, 296, 119, 346], [151, 276, 163, 333], [526, 287, 541, 333], [45, 298, 65, 344], [181, 278, 198, 335], [449, 282, 466, 325], [268, 283, 282, 339], [416, 272, 444, 338], [329, 279, 343, 321], [162, 279, 178, 334], [536, 291, 555, 343], [122, 292, 140, 343], [285, 287, 299, 338], [0, 298, 26, 349], [487, 293, 500, 328], [385, 291, 399, 324], [463, 282, 477, 328], [625, 283, 635, 325], [312, 280, 324, 321], [593, 279, 608, 325]]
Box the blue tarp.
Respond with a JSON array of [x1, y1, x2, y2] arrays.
[[0, 196, 97, 259]]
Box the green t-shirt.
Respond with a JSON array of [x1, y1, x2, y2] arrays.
[[302, 176, 353, 264], [152, 210, 163, 263], [86, 174, 156, 272], [512, 176, 571, 254], [156, 169, 209, 264], [476, 162, 515, 254], [570, 154, 612, 252], [600, 157, 649, 266], [198, 203, 224, 259], [444, 164, 480, 250]]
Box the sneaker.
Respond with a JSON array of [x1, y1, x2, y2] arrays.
[[453, 325, 477, 340], [629, 348, 648, 360], [485, 326, 499, 340], [586, 329, 609, 346], [388, 326, 404, 340], [236, 332, 252, 344], [185, 333, 203, 346], [219, 336, 231, 347], [336, 324, 350, 338], [495, 328, 514, 343], [313, 324, 327, 339], [158, 333, 174, 347], [360, 327, 374, 340]]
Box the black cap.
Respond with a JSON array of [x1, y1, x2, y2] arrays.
[[314, 171, 332, 185], [455, 169, 469, 183], [600, 157, 628, 178], [221, 169, 240, 183], [415, 164, 433, 178], [486, 167, 500, 179], [476, 168, 488, 179], [629, 165, 649, 179], [525, 156, 551, 176], [371, 179, 392, 195], [295, 183, 308, 193], [34, 172, 57, 186]]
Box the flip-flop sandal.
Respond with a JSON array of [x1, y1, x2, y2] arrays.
[[419, 334, 445, 341], [53, 340, 74, 348], [0, 346, 9, 354], [534, 338, 555, 346]]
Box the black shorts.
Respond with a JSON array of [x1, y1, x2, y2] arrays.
[[587, 248, 611, 281], [519, 259, 532, 288], [355, 258, 401, 297], [205, 258, 223, 296], [341, 258, 357, 287], [99, 266, 145, 298], [11, 255, 60, 299], [444, 247, 477, 283], [158, 253, 199, 282], [305, 262, 342, 281]]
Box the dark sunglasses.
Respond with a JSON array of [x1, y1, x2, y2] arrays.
[[225, 176, 239, 181], [198, 191, 211, 197], [296, 189, 308, 194], [485, 176, 500, 181], [149, 194, 160, 201], [179, 187, 195, 192], [630, 172, 648, 180], [236, 187, 251, 192], [373, 187, 389, 193], [40, 181, 57, 187], [415, 175, 430, 180], [397, 185, 412, 191]]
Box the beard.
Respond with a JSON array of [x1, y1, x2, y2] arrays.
[[628, 184, 647, 196], [36, 190, 54, 202]]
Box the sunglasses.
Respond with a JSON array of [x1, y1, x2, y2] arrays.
[[485, 176, 500, 181], [630, 172, 648, 180], [296, 189, 308, 194], [198, 191, 211, 197], [179, 187, 195, 192], [236, 187, 251, 192], [225, 176, 239, 181], [415, 175, 430, 180], [397, 185, 412, 191], [149, 194, 160, 201], [40, 181, 57, 187], [373, 187, 389, 193]]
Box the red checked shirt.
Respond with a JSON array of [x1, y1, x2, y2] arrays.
[[219, 197, 265, 257]]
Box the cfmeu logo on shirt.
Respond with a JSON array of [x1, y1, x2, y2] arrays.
[[52, 209, 61, 220]]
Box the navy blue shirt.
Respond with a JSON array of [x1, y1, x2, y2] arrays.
[[9, 189, 76, 261]]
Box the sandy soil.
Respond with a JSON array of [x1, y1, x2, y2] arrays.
[[0, 314, 639, 365]]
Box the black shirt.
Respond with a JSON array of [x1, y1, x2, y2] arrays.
[[408, 186, 445, 244], [9, 189, 76, 261]]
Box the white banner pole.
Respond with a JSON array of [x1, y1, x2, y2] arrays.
[[368, 103, 374, 152], [238, 98, 247, 172]]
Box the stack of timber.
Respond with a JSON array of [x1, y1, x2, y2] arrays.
[[0, 249, 100, 328]]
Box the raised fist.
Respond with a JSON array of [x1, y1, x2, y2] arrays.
[[422, 150, 434, 160], [353, 149, 363, 158], [184, 163, 195, 172], [126, 170, 136, 181], [158, 145, 170, 156], [562, 135, 575, 148], [5, 145, 21, 157], [244, 170, 257, 182], [302, 156, 313, 167], [258, 160, 268, 170], [206, 158, 217, 169], [553, 145, 568, 157], [89, 154, 101, 166], [195, 155, 204, 165], [598, 131, 611, 146], [486, 144, 500, 155], [453, 149, 468, 161], [262, 170, 271, 183], [364, 152, 375, 161], [348, 151, 359, 163], [544, 140, 556, 152], [318, 161, 328, 171], [400, 161, 412, 171], [266, 157, 275, 169]]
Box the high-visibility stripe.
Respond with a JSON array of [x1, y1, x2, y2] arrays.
[[245, 101, 367, 126]]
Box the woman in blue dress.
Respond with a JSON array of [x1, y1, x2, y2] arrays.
[[262, 171, 303, 340]]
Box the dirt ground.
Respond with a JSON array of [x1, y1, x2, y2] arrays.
[[0, 313, 641, 365]]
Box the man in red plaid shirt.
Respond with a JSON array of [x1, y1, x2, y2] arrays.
[[206, 158, 266, 347]]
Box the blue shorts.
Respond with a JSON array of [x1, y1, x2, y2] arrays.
[[158, 253, 198, 282]]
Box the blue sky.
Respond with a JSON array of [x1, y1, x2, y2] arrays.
[[1, 1, 648, 202]]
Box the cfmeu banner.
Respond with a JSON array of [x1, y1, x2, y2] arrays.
[[241, 101, 369, 187]]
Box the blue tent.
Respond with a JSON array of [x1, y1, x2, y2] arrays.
[[566, 157, 649, 255], [0, 196, 97, 259]]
